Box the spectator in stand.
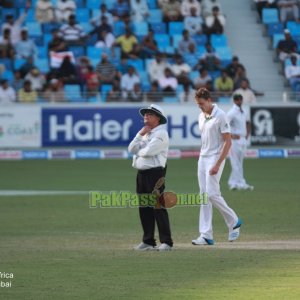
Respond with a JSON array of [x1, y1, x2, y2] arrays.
[[276, 29, 298, 62], [0, 79, 16, 103], [0, 28, 14, 59], [148, 52, 171, 82], [24, 68, 46, 93], [196, 41, 221, 72], [55, 0, 76, 23], [0, 0, 14, 7], [184, 42, 200, 68], [113, 27, 138, 59], [130, 0, 149, 22], [76, 56, 90, 83], [85, 65, 100, 98], [158, 67, 178, 96], [59, 15, 86, 45], [91, 4, 113, 26], [171, 54, 191, 89], [36, 0, 55, 23], [253, 0, 277, 20], [12, 70, 24, 92], [19, 56, 36, 78], [96, 53, 121, 86], [233, 65, 248, 90], [43, 78, 65, 102], [161, 0, 182, 22], [284, 55, 300, 95], [14, 28, 37, 59], [214, 70, 234, 96], [18, 80, 37, 102], [127, 43, 141, 59], [179, 84, 196, 102], [204, 5, 226, 35], [140, 30, 158, 58], [1, 4, 30, 45], [90, 16, 112, 42], [95, 30, 115, 49], [226, 56, 246, 79], [202, 0, 222, 18], [233, 78, 257, 105], [48, 28, 68, 53], [193, 68, 213, 90], [277, 0, 300, 24], [106, 82, 122, 102], [146, 80, 164, 102], [178, 29, 196, 56], [57, 55, 79, 84], [121, 65, 140, 100], [128, 82, 144, 102], [181, 0, 201, 17], [112, 0, 130, 21], [184, 7, 203, 36]]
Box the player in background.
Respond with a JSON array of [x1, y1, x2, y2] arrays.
[[192, 88, 242, 245], [227, 94, 254, 191]]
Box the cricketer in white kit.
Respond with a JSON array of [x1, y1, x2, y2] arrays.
[[227, 94, 254, 191], [192, 88, 242, 245]]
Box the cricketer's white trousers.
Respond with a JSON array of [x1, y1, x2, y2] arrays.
[[228, 138, 247, 188], [198, 155, 238, 240]]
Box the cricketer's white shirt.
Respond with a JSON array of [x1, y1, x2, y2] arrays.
[[227, 104, 248, 137], [128, 125, 169, 170], [198, 104, 230, 156]]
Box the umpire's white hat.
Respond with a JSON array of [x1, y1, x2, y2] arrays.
[[139, 104, 167, 124]]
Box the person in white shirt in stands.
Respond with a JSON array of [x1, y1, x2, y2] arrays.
[[148, 52, 171, 83], [91, 4, 113, 27], [181, 0, 201, 17], [192, 88, 242, 246], [184, 7, 203, 35], [285, 54, 300, 94], [158, 67, 178, 96], [205, 5, 226, 35], [171, 54, 191, 89], [95, 30, 115, 49], [227, 94, 254, 191], [202, 0, 222, 18], [128, 104, 173, 251], [36, 0, 55, 23], [55, 0, 76, 23], [58, 14, 86, 45], [1, 3, 30, 45], [232, 78, 256, 105], [0, 79, 16, 103], [121, 65, 140, 100], [130, 0, 149, 22]]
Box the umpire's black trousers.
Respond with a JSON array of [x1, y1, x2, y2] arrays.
[[136, 167, 173, 247]]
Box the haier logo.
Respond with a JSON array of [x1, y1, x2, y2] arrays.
[[42, 108, 137, 147], [251, 109, 276, 143]]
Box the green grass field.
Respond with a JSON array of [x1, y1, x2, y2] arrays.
[[0, 158, 300, 300]]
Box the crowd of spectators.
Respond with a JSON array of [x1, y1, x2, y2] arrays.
[[0, 0, 255, 103]]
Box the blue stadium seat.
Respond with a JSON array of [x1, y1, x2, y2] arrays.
[[43, 23, 61, 34], [87, 46, 102, 59], [14, 58, 27, 70], [76, 9, 90, 22], [38, 46, 48, 58], [267, 22, 284, 37], [14, 0, 28, 7], [262, 8, 279, 24], [154, 34, 170, 48], [145, 58, 154, 70], [34, 58, 49, 73], [23, 9, 36, 22], [184, 54, 198, 68], [44, 34, 52, 47], [69, 46, 85, 57], [75, 0, 85, 8], [286, 21, 300, 36], [80, 22, 93, 33], [172, 34, 182, 48], [114, 21, 126, 36], [91, 9, 101, 19], [102, 0, 114, 10], [0, 59, 12, 70], [148, 9, 163, 23], [151, 22, 166, 34], [189, 71, 199, 81], [64, 84, 82, 102], [127, 59, 144, 72], [90, 58, 99, 67], [169, 22, 184, 35], [1, 70, 14, 81], [1, 8, 18, 19], [133, 22, 149, 36], [272, 33, 284, 49], [101, 84, 112, 101], [25, 22, 42, 37], [165, 46, 175, 55], [211, 34, 227, 47], [139, 71, 151, 91], [215, 46, 232, 61], [147, 0, 157, 9], [87, 0, 100, 9], [193, 34, 208, 46]]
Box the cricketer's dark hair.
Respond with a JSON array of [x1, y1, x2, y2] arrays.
[[195, 88, 211, 100]]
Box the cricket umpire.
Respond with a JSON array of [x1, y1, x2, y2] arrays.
[[128, 104, 173, 251]]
